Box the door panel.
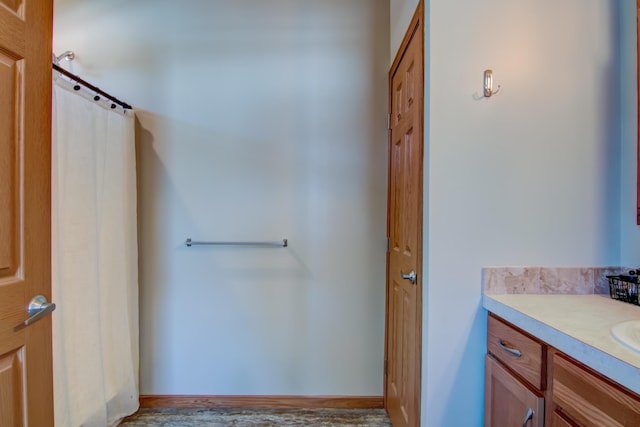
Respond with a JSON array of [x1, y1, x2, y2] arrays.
[[0, 0, 53, 425], [0, 349, 25, 426], [0, 0, 24, 15], [385, 3, 424, 427], [0, 39, 20, 277]]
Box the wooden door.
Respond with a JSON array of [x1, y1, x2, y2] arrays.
[[484, 355, 544, 427], [384, 3, 423, 427], [0, 0, 54, 425]]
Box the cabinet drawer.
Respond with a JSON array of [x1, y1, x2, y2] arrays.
[[552, 353, 640, 427], [487, 315, 544, 390]]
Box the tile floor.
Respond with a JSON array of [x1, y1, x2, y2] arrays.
[[119, 408, 392, 426]]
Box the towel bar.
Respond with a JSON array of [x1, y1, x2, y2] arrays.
[[185, 238, 288, 248]]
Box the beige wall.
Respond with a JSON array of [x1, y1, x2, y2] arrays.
[[422, 0, 623, 425], [54, 0, 632, 420], [54, 0, 390, 395], [390, 0, 419, 63], [620, 0, 640, 267]]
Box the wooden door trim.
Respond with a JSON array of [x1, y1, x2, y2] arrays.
[[139, 395, 384, 409], [384, 0, 425, 423]]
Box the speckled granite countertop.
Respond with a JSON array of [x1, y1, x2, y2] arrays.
[[483, 293, 640, 396]]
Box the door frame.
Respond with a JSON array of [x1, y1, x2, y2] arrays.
[[383, 0, 425, 424]]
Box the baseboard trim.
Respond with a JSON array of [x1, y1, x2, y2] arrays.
[[139, 395, 384, 409]]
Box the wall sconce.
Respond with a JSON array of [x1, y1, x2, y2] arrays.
[[483, 69, 501, 98]]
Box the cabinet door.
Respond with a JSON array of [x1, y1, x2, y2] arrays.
[[485, 355, 544, 427]]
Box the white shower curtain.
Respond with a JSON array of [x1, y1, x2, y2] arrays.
[[52, 74, 139, 427]]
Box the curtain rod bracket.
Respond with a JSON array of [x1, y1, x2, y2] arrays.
[[53, 50, 75, 65]]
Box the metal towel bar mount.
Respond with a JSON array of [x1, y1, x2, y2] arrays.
[[185, 238, 288, 248]]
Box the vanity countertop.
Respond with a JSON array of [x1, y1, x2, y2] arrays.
[[483, 294, 640, 395]]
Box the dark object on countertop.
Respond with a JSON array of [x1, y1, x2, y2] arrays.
[[608, 271, 639, 306]]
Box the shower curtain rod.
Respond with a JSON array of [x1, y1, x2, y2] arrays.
[[52, 63, 132, 110]]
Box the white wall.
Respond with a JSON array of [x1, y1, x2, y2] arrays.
[[390, 0, 419, 64], [424, 0, 622, 425], [620, 0, 640, 267], [54, 0, 390, 396], [54, 0, 633, 418]]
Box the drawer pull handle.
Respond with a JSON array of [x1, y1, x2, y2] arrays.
[[499, 339, 522, 358], [521, 408, 534, 426]]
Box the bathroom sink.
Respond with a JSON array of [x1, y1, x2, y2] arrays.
[[611, 320, 640, 353]]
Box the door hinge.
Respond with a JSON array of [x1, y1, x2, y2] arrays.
[[386, 237, 390, 253], [387, 113, 391, 130]]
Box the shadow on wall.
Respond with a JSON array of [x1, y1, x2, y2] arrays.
[[439, 303, 487, 425], [133, 109, 313, 280], [133, 110, 318, 393]]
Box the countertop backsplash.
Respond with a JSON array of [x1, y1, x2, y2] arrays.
[[483, 266, 630, 295]]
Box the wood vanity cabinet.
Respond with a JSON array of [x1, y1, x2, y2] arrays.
[[485, 314, 545, 427], [549, 410, 577, 427], [485, 313, 640, 427], [550, 351, 640, 426]]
